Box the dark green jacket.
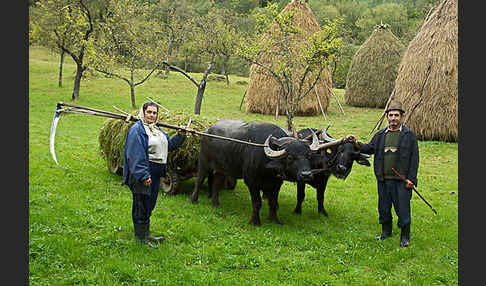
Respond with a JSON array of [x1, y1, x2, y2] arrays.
[[358, 125, 419, 186]]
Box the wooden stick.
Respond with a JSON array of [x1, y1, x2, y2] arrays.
[[327, 86, 345, 116], [146, 97, 169, 112], [314, 86, 327, 122], [239, 88, 248, 111]]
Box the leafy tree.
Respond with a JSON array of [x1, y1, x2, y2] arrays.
[[356, 3, 409, 40], [238, 2, 342, 131], [92, 0, 167, 109], [33, 0, 108, 101], [147, 0, 195, 78], [162, 7, 241, 115]]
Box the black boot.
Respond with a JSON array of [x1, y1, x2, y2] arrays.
[[134, 223, 157, 248], [400, 224, 410, 247], [375, 221, 392, 240], [146, 224, 165, 243]]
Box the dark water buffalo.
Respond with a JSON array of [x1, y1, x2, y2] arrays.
[[294, 127, 371, 216], [190, 119, 332, 226]]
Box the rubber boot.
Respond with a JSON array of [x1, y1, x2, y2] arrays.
[[375, 221, 392, 240], [134, 223, 157, 248], [400, 224, 410, 247], [146, 224, 165, 243]]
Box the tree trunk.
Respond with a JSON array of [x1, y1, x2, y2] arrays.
[[130, 64, 136, 109], [222, 55, 230, 86], [165, 41, 173, 77], [58, 50, 64, 88], [194, 81, 206, 115], [194, 54, 215, 115], [72, 63, 84, 101]]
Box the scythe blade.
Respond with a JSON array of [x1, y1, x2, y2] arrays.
[[49, 103, 63, 165]]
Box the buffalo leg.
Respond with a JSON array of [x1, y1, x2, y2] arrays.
[[316, 176, 330, 216], [207, 171, 214, 199], [191, 167, 210, 204], [210, 172, 226, 206], [266, 190, 282, 224], [248, 187, 262, 226], [294, 182, 306, 214]]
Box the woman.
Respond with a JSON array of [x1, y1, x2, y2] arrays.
[[122, 102, 186, 248]]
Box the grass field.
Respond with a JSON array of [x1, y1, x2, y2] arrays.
[[29, 45, 458, 285]]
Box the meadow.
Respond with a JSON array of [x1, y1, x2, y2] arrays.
[[29, 46, 458, 285]]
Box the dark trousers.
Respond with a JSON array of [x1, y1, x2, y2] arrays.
[[132, 162, 166, 225], [377, 179, 412, 228]]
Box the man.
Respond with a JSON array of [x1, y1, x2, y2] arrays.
[[348, 100, 419, 247]]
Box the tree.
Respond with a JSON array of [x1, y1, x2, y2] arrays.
[[91, 0, 167, 109], [33, 0, 108, 101], [161, 7, 241, 115], [238, 2, 342, 131], [356, 3, 409, 41], [147, 0, 194, 78]]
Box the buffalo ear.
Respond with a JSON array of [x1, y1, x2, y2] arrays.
[[356, 158, 371, 166]]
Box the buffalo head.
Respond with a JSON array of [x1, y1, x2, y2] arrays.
[[298, 126, 370, 179], [263, 131, 320, 182]]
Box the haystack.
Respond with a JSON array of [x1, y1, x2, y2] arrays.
[[391, 0, 457, 142], [98, 110, 215, 174], [245, 0, 332, 116], [344, 24, 405, 108]]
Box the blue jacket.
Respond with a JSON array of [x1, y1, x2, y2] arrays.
[[122, 120, 186, 193]]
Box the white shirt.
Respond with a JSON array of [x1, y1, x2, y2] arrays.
[[143, 125, 168, 164]]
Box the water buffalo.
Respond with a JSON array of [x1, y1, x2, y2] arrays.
[[294, 127, 371, 216], [190, 119, 337, 226]]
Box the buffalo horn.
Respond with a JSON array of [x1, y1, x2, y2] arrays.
[[320, 125, 337, 142], [264, 135, 288, 158], [316, 137, 346, 150], [308, 130, 320, 151]]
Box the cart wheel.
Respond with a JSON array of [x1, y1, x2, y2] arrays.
[[108, 159, 123, 175], [160, 168, 180, 195]]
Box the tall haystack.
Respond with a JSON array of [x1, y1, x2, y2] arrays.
[[344, 24, 405, 108], [245, 0, 332, 116], [392, 0, 457, 142]]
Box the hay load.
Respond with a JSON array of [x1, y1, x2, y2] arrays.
[[392, 0, 457, 142], [344, 24, 405, 108], [98, 110, 215, 177], [245, 0, 332, 116]]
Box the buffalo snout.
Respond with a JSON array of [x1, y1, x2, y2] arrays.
[[298, 170, 314, 182]]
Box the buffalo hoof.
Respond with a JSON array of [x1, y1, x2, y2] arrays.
[[267, 217, 282, 225], [211, 201, 220, 207], [250, 218, 261, 226], [319, 209, 329, 217], [293, 208, 302, 215], [190, 196, 198, 204]]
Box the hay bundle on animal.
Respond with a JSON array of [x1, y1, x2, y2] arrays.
[[98, 109, 215, 179], [344, 24, 405, 108], [391, 0, 457, 142], [245, 0, 332, 116]]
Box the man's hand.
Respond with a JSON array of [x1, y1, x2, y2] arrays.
[[404, 179, 414, 190], [143, 177, 152, 187], [345, 134, 356, 143], [345, 134, 360, 150]]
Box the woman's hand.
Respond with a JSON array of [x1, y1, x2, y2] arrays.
[[177, 125, 186, 135], [143, 177, 152, 187]]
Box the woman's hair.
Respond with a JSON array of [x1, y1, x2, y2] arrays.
[[142, 102, 159, 113]]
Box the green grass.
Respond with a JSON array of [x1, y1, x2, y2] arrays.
[[29, 45, 458, 285]]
